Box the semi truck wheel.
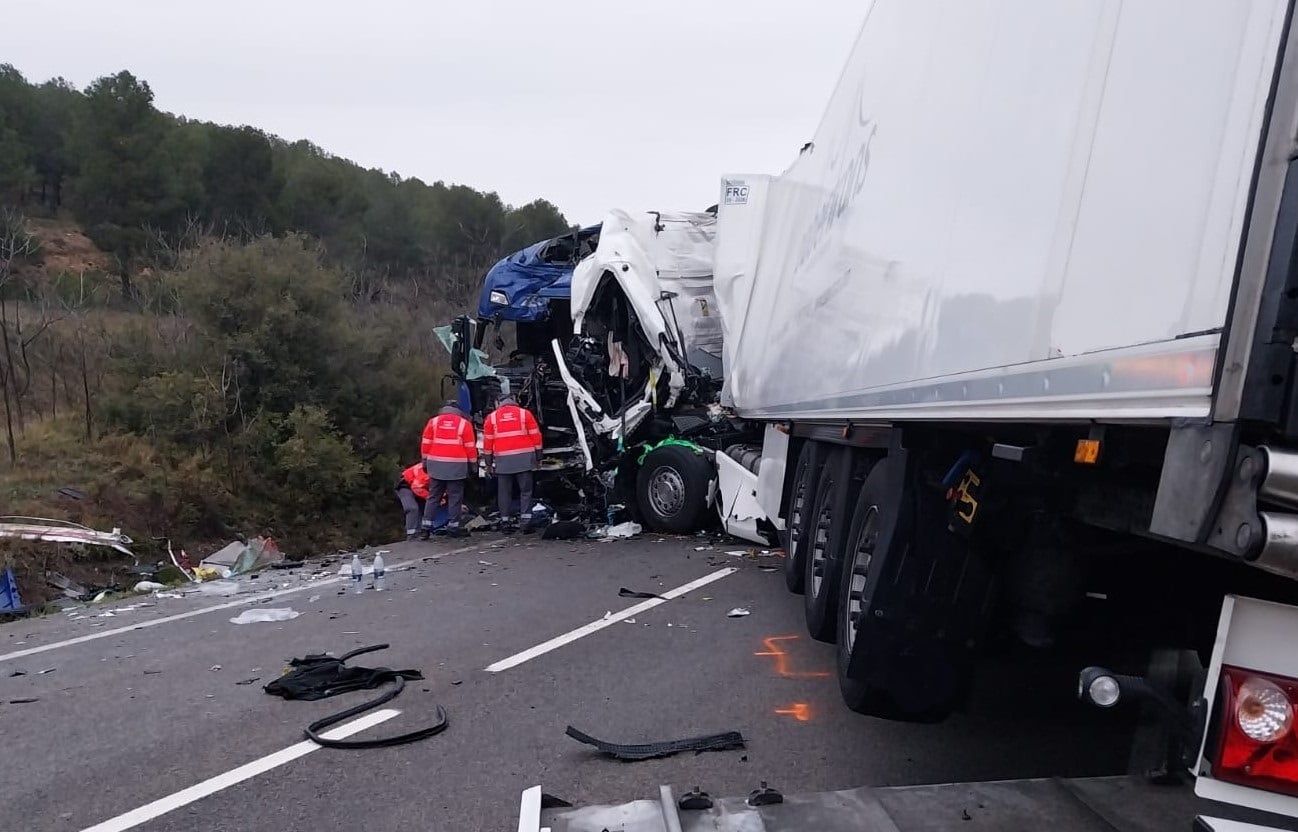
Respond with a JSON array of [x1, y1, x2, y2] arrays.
[[784, 442, 825, 595], [835, 450, 996, 722], [636, 444, 713, 534], [803, 447, 856, 642]]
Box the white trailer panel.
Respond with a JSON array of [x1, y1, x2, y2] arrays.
[[719, 0, 1290, 422]]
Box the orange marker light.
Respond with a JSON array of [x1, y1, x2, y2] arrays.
[[775, 702, 812, 722], [1074, 439, 1101, 465]]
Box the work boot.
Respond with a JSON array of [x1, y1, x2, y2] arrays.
[[446, 526, 469, 539], [417, 529, 431, 542]]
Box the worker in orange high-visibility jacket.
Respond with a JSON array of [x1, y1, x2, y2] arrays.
[[420, 402, 478, 538], [395, 462, 432, 540], [482, 394, 543, 530]]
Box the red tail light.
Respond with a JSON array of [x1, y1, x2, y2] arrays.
[[1211, 665, 1298, 797]]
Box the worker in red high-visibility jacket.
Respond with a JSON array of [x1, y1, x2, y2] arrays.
[[420, 402, 478, 538], [482, 394, 543, 530], [395, 462, 431, 540]]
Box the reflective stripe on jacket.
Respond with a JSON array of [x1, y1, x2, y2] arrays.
[[483, 404, 542, 459], [421, 412, 477, 480]]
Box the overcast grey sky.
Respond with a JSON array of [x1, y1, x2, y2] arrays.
[[1, 1, 864, 225]]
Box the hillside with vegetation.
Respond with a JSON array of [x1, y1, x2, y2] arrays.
[[0, 64, 570, 587]]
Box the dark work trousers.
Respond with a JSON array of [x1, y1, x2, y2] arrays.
[[497, 471, 534, 521], [395, 486, 425, 537], [424, 478, 465, 530]]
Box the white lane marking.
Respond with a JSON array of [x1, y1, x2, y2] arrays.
[[517, 785, 542, 832], [484, 567, 737, 672], [78, 708, 401, 832], [0, 542, 482, 664]]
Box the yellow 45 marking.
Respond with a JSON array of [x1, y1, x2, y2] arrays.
[[954, 469, 981, 524]]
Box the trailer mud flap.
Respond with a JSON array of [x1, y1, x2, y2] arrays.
[[847, 449, 998, 716]]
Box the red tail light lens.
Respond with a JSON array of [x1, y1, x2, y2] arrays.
[[1212, 666, 1298, 797]]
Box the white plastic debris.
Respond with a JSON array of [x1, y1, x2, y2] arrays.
[[727, 607, 751, 618], [133, 580, 166, 594], [92, 590, 109, 603], [601, 522, 642, 539], [308, 594, 322, 603], [229, 608, 301, 625]]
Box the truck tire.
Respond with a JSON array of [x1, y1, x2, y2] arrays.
[[835, 451, 996, 722], [803, 447, 857, 642], [637, 444, 714, 534], [784, 442, 825, 595]]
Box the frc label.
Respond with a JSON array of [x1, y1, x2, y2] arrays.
[[723, 180, 749, 205]]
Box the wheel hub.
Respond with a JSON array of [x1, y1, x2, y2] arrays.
[[810, 485, 835, 597], [648, 467, 686, 518], [844, 506, 878, 653]]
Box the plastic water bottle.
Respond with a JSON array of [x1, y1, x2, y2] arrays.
[[372, 553, 386, 591], [350, 554, 364, 594]]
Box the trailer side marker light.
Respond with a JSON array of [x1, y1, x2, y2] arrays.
[[1074, 439, 1101, 464]]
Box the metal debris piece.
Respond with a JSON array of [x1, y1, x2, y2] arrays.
[[565, 725, 746, 761], [727, 607, 751, 618], [0, 517, 133, 556]]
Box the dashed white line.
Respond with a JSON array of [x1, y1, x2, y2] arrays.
[[0, 542, 482, 664], [484, 567, 738, 672], [77, 708, 402, 832]]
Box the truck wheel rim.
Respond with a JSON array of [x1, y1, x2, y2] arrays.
[[844, 506, 878, 653], [789, 471, 807, 551], [810, 479, 836, 597], [648, 467, 686, 518]]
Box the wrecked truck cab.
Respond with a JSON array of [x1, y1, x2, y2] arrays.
[[559, 208, 756, 534]]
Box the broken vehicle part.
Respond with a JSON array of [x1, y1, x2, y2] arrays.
[[0, 517, 133, 556], [229, 608, 300, 625], [564, 725, 745, 761], [264, 644, 448, 749], [617, 587, 667, 600]]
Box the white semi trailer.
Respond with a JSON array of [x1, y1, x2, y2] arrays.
[[540, 1, 1298, 826]]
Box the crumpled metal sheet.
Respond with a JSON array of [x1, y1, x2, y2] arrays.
[[0, 517, 133, 556]]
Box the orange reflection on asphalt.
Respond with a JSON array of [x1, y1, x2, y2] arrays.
[[774, 702, 812, 722], [754, 635, 832, 679]]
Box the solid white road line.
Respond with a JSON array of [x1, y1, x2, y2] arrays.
[[78, 708, 402, 832], [484, 567, 738, 672], [0, 542, 482, 664]]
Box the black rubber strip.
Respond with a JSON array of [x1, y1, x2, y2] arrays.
[[305, 675, 449, 749], [565, 725, 745, 760], [618, 587, 668, 600]]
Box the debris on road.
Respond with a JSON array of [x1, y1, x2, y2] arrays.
[[201, 536, 285, 576], [564, 725, 746, 761], [8, 697, 39, 704], [264, 643, 448, 748], [618, 587, 667, 600], [210, 665, 222, 672], [596, 521, 642, 540], [132, 581, 166, 594], [37, 667, 55, 674], [229, 608, 300, 625], [727, 607, 751, 618], [0, 567, 23, 612], [541, 520, 586, 540], [235, 677, 261, 686]]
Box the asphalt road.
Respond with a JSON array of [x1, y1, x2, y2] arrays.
[[1, 533, 1139, 832]]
